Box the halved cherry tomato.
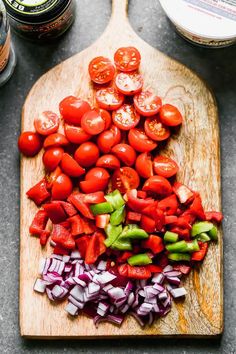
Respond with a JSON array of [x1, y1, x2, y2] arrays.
[[96, 154, 120, 169], [43, 133, 69, 148], [128, 128, 157, 152], [85, 167, 110, 181], [159, 104, 183, 126], [96, 87, 124, 111], [97, 125, 121, 153], [81, 109, 106, 135], [111, 143, 136, 166], [51, 173, 73, 200], [42, 147, 64, 172], [112, 167, 140, 193], [115, 72, 143, 95], [112, 104, 140, 131], [153, 155, 179, 178], [143, 175, 172, 196], [95, 108, 112, 130], [88, 56, 115, 84], [18, 131, 42, 157], [135, 152, 153, 178], [134, 90, 162, 116], [114, 47, 141, 72], [64, 124, 92, 144], [74, 142, 100, 167], [45, 166, 62, 189], [60, 153, 85, 177], [80, 179, 108, 193], [34, 111, 60, 136], [83, 192, 106, 204], [59, 96, 91, 125], [144, 116, 170, 141]]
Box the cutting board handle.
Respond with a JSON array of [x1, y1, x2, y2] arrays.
[[111, 0, 128, 21]]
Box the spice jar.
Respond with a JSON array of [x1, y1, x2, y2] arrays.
[[0, 0, 16, 87], [3, 0, 76, 41]]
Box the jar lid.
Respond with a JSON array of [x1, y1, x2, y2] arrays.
[[159, 0, 236, 40], [3, 0, 68, 23]]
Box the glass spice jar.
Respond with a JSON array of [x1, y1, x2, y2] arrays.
[[3, 0, 76, 41]]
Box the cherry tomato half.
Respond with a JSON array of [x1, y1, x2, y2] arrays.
[[85, 167, 110, 181], [81, 109, 105, 135], [43, 133, 69, 148], [115, 72, 143, 95], [80, 179, 108, 194], [144, 116, 170, 141], [60, 153, 85, 177], [159, 104, 183, 126], [59, 96, 91, 125], [134, 90, 162, 116], [45, 166, 62, 189], [135, 152, 153, 179], [153, 155, 179, 178], [34, 111, 60, 136], [88, 56, 115, 84], [143, 176, 172, 196], [42, 147, 64, 172], [112, 167, 140, 193], [128, 128, 157, 153], [111, 144, 136, 166], [97, 125, 121, 153], [96, 154, 120, 170], [112, 104, 140, 131], [64, 124, 92, 144], [95, 108, 112, 130], [96, 87, 124, 111], [18, 131, 42, 157], [51, 173, 73, 200], [74, 142, 100, 167], [114, 47, 141, 72]]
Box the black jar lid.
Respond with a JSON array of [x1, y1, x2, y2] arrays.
[[3, 0, 69, 24]]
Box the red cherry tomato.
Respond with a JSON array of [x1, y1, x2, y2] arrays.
[[96, 154, 120, 169], [51, 173, 73, 200], [43, 133, 69, 148], [134, 90, 162, 116], [81, 109, 105, 135], [60, 153, 85, 177], [34, 111, 59, 136], [97, 125, 121, 153], [74, 142, 100, 167], [45, 166, 62, 189], [153, 155, 179, 178], [111, 144, 137, 166], [85, 167, 110, 181], [143, 176, 172, 196], [64, 124, 92, 144], [112, 104, 140, 131], [128, 128, 157, 153], [96, 87, 124, 111], [95, 108, 112, 130], [80, 179, 108, 193], [135, 152, 153, 178], [159, 104, 183, 126], [18, 131, 42, 157], [144, 116, 170, 141], [115, 72, 143, 95], [114, 47, 141, 72], [88, 56, 115, 84], [42, 147, 64, 172], [59, 96, 91, 125], [112, 167, 140, 193]]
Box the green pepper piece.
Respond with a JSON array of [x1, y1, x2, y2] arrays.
[[166, 240, 188, 253], [128, 253, 152, 266], [197, 232, 211, 242], [168, 253, 191, 262], [208, 225, 218, 241], [119, 227, 149, 240], [90, 202, 114, 215], [111, 239, 132, 251], [164, 231, 179, 243], [127, 224, 140, 230], [186, 239, 200, 252], [105, 190, 125, 210], [104, 224, 122, 247], [191, 221, 214, 237], [110, 205, 126, 226]]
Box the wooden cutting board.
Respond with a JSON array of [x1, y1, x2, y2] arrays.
[[20, 0, 223, 338]]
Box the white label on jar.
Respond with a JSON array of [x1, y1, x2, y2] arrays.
[[5, 0, 59, 14], [17, 0, 49, 6], [183, 0, 236, 21]]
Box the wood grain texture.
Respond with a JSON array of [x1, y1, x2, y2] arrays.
[[20, 0, 223, 338]]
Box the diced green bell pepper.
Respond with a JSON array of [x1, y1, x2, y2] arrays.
[[185, 239, 200, 252], [166, 240, 188, 253], [191, 221, 214, 237], [197, 232, 211, 242], [168, 253, 191, 262], [118, 227, 149, 240], [164, 231, 179, 243], [104, 224, 122, 247], [128, 253, 152, 266], [111, 238, 132, 251], [110, 205, 126, 226], [208, 225, 218, 241], [105, 190, 125, 210], [90, 202, 114, 215]]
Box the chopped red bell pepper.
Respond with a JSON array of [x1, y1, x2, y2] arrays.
[[82, 218, 96, 234], [126, 189, 155, 213], [75, 235, 90, 259], [180, 210, 197, 224], [205, 211, 223, 223], [117, 251, 133, 263], [126, 211, 142, 222], [51, 224, 75, 249], [43, 202, 67, 224], [173, 263, 191, 275], [140, 215, 156, 233], [26, 178, 50, 206], [142, 234, 164, 254], [118, 263, 129, 277], [85, 231, 106, 264], [29, 210, 49, 236], [189, 193, 206, 220], [158, 194, 178, 215], [127, 265, 151, 279], [142, 202, 165, 231], [137, 190, 147, 199], [59, 220, 71, 229], [171, 216, 192, 230], [60, 201, 77, 217], [83, 191, 106, 204], [157, 254, 169, 268], [169, 226, 190, 240], [164, 215, 178, 224], [173, 182, 194, 204], [146, 264, 162, 273], [39, 230, 50, 246], [191, 241, 208, 261], [68, 214, 84, 237], [53, 244, 70, 255], [95, 214, 110, 228], [68, 193, 94, 220]]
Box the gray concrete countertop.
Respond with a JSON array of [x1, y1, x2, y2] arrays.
[[0, 1, 235, 353]]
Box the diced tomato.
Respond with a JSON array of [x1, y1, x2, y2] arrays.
[[85, 231, 106, 264], [173, 182, 194, 204], [39, 230, 50, 246], [164, 215, 178, 224], [68, 193, 94, 220], [142, 202, 165, 231], [158, 194, 178, 215], [127, 265, 151, 279], [142, 235, 164, 254], [51, 224, 75, 250], [83, 192, 106, 204], [29, 210, 49, 236], [137, 190, 147, 199], [189, 194, 206, 220], [60, 201, 77, 217], [43, 202, 67, 224], [95, 214, 110, 229], [53, 245, 70, 256], [171, 216, 192, 230], [140, 215, 156, 233], [26, 178, 50, 206], [68, 215, 84, 237], [146, 264, 163, 273], [118, 263, 129, 277], [205, 211, 223, 223], [191, 242, 208, 261], [126, 211, 141, 222], [75, 235, 90, 259]]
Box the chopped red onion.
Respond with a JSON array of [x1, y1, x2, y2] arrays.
[[65, 302, 79, 316], [163, 265, 173, 273], [70, 250, 81, 259], [151, 273, 165, 284], [38, 258, 46, 275], [52, 285, 64, 298], [108, 287, 125, 301], [97, 271, 117, 285], [128, 292, 135, 306], [166, 276, 181, 286], [68, 295, 84, 309], [97, 260, 107, 271], [153, 283, 164, 292], [51, 254, 63, 261], [70, 285, 84, 302], [88, 282, 100, 294], [158, 291, 168, 301], [170, 287, 187, 298], [73, 277, 86, 287], [165, 270, 182, 277], [46, 287, 54, 301], [62, 255, 71, 263], [34, 279, 47, 293], [130, 312, 145, 327]]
